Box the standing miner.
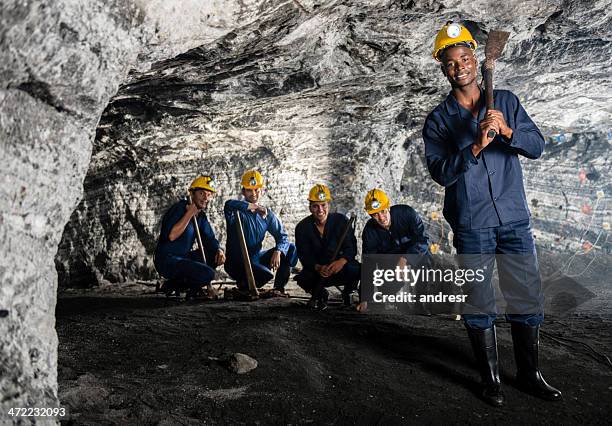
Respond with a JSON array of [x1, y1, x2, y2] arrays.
[[422, 22, 561, 406], [154, 176, 225, 299], [224, 170, 297, 295], [294, 184, 360, 309], [360, 189, 432, 313]]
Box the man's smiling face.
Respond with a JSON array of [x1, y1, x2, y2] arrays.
[[309, 201, 329, 224], [440, 45, 478, 89], [192, 189, 214, 209], [242, 187, 262, 204]]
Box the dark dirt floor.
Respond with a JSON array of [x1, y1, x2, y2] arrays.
[[56, 283, 612, 425]]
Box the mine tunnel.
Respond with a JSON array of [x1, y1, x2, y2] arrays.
[[1, 0, 611, 424]]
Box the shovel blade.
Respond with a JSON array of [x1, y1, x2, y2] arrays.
[[485, 30, 510, 61]]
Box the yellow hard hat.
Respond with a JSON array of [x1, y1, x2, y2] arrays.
[[432, 21, 477, 61], [241, 170, 264, 189], [308, 184, 331, 202], [364, 189, 390, 215], [189, 175, 216, 193]]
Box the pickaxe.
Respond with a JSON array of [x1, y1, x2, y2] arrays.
[[481, 29, 510, 139]]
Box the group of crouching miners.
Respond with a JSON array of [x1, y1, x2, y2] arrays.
[[154, 170, 430, 310]]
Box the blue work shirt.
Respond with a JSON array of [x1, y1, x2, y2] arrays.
[[224, 199, 296, 265], [422, 89, 544, 231], [362, 205, 430, 256], [295, 212, 357, 269], [154, 199, 220, 278]]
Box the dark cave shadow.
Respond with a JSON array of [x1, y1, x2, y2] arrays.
[[55, 295, 220, 317], [268, 304, 514, 400], [363, 326, 482, 397]]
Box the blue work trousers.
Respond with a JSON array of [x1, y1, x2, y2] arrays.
[[295, 260, 361, 294], [454, 220, 544, 329], [165, 250, 216, 289], [225, 244, 297, 291]]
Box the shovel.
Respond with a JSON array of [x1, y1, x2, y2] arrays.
[[481, 30, 510, 139]]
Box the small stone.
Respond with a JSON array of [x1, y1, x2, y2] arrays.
[[227, 353, 258, 374]]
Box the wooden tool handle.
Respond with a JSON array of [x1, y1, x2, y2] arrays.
[[187, 193, 217, 296], [235, 213, 258, 296], [331, 215, 356, 261], [187, 192, 207, 264], [311, 215, 356, 301], [482, 62, 496, 139]]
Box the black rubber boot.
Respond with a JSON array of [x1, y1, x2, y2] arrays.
[[317, 288, 329, 311], [341, 288, 351, 307], [160, 279, 182, 298], [186, 284, 203, 301], [511, 323, 562, 401], [467, 326, 505, 407]]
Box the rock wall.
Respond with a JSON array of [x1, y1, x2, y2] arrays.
[[401, 130, 611, 253], [0, 0, 268, 417], [56, 0, 611, 288]]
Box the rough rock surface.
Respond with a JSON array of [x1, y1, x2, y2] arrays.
[[1, 0, 610, 417], [1, 0, 267, 417], [55, 0, 611, 288]]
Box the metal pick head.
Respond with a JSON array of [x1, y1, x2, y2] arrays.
[[485, 30, 510, 61]]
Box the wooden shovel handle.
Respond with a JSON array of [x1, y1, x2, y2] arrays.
[[235, 213, 258, 297], [481, 61, 496, 139], [188, 192, 217, 297]]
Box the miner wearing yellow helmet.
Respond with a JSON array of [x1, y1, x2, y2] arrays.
[[362, 189, 430, 256], [154, 175, 225, 299], [224, 170, 297, 294], [294, 184, 360, 309], [360, 189, 432, 313], [423, 22, 558, 406]]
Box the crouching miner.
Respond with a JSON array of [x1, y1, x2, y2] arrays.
[[154, 176, 226, 299], [224, 170, 298, 296], [294, 184, 360, 309], [361, 189, 432, 314], [423, 22, 561, 406]]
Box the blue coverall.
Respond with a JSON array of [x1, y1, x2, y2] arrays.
[[362, 205, 430, 257], [154, 199, 219, 287], [423, 89, 545, 329], [294, 212, 360, 294], [224, 199, 297, 290], [362, 204, 432, 303]]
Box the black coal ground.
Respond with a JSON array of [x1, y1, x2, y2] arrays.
[[56, 284, 611, 425]]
